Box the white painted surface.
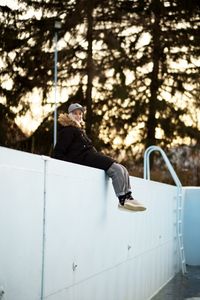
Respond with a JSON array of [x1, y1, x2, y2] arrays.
[[183, 187, 200, 265], [0, 147, 44, 300], [0, 146, 181, 300]]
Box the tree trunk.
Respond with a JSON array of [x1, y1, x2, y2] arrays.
[[146, 0, 162, 149], [85, 0, 94, 137]]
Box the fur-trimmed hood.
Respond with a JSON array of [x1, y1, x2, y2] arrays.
[[58, 113, 81, 128]]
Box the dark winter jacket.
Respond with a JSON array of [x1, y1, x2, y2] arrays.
[[53, 114, 114, 171]]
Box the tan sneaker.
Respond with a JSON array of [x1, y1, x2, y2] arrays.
[[118, 198, 146, 212], [124, 198, 146, 211]]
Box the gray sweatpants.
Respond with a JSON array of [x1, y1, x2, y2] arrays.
[[106, 162, 131, 197]]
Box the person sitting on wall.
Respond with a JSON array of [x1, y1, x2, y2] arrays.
[[53, 103, 146, 212]]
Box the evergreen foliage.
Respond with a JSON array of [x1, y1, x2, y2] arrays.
[[0, 0, 199, 173]]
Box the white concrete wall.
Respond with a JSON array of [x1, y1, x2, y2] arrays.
[[0, 147, 44, 300], [183, 187, 200, 266], [0, 147, 180, 300]]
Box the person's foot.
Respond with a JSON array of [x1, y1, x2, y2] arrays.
[[118, 197, 146, 212]]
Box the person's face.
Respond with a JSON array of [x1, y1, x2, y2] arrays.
[[72, 109, 83, 123]]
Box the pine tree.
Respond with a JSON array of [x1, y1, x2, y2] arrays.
[[0, 0, 200, 160]]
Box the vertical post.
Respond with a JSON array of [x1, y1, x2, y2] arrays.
[[53, 30, 58, 147], [40, 156, 49, 300], [53, 21, 61, 147]]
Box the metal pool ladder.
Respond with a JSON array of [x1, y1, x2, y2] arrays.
[[144, 145, 187, 274]]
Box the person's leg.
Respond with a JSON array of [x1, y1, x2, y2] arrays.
[[106, 162, 130, 197], [119, 164, 131, 192], [106, 162, 146, 211]]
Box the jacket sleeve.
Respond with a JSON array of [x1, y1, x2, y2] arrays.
[[53, 127, 74, 160]]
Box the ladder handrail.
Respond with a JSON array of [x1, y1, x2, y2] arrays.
[[143, 145, 186, 274], [144, 145, 182, 187]]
